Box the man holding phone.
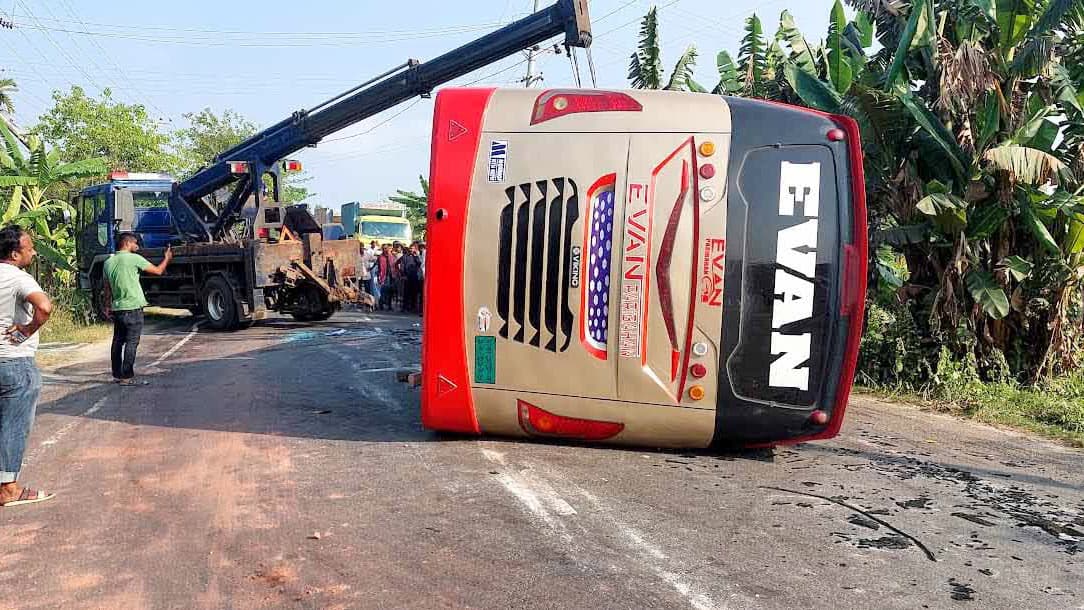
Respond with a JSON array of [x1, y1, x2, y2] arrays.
[[103, 233, 173, 386]]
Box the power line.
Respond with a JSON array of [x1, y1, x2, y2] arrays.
[[51, 0, 173, 122], [9, 12, 509, 38], [13, 0, 107, 94], [321, 99, 425, 143], [12, 22, 517, 48]]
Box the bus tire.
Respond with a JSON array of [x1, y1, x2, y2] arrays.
[[202, 276, 239, 331]]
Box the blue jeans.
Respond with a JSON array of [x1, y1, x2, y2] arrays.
[[0, 358, 42, 484], [370, 278, 382, 303]]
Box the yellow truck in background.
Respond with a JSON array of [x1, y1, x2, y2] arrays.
[[342, 201, 413, 246]]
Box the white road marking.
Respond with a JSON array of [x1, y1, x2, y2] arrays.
[[149, 321, 202, 368], [481, 448, 575, 538], [24, 395, 110, 463]]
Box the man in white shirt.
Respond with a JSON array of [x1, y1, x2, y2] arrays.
[[0, 226, 54, 507]]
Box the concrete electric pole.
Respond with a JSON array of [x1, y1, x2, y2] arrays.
[[523, 0, 543, 87]]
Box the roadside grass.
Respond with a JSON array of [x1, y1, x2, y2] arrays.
[[39, 308, 111, 346], [860, 378, 1084, 448]]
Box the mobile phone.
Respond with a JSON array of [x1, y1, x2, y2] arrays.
[[7, 329, 28, 345]]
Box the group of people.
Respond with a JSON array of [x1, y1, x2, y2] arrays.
[[360, 240, 425, 314], [0, 226, 163, 508]]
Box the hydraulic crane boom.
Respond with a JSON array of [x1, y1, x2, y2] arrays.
[[171, 0, 592, 241]]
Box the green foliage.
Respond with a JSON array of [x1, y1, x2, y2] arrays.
[[389, 175, 429, 240], [628, 8, 664, 90], [966, 270, 1010, 319], [34, 86, 175, 175], [710, 51, 743, 95], [0, 119, 107, 272], [738, 15, 768, 96], [0, 78, 17, 115], [173, 108, 257, 178], [828, 0, 855, 93], [628, 9, 700, 92]]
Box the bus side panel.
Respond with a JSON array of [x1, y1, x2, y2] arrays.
[[422, 88, 497, 435], [472, 388, 715, 449], [620, 133, 729, 413], [462, 132, 629, 403]]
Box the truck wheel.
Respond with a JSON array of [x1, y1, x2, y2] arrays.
[[290, 284, 331, 323], [90, 274, 109, 322], [202, 276, 239, 331]]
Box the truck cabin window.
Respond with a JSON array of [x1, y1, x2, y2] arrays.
[[362, 221, 410, 239], [134, 191, 170, 208]]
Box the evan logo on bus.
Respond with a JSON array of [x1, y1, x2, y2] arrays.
[[699, 239, 725, 307], [619, 182, 649, 359], [769, 161, 821, 391]]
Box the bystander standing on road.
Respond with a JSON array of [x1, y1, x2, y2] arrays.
[[392, 243, 405, 312], [377, 244, 397, 311], [366, 241, 382, 305], [0, 226, 55, 507], [398, 244, 423, 314], [360, 245, 374, 296], [416, 242, 426, 314], [103, 233, 173, 386]]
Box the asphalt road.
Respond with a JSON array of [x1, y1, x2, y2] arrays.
[[2, 310, 1081, 610]]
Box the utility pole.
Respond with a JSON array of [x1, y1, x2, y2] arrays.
[[523, 0, 542, 87]]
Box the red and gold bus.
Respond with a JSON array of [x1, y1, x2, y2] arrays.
[[421, 88, 867, 448]]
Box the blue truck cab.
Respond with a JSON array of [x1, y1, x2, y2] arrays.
[[75, 172, 177, 293]]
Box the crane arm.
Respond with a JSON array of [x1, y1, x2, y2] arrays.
[[174, 0, 591, 240]]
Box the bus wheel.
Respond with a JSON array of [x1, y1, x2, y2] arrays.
[[202, 276, 239, 331]]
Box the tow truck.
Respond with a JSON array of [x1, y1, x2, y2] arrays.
[[76, 0, 593, 330]]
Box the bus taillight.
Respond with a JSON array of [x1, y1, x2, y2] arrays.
[[530, 90, 642, 125], [517, 401, 624, 441]]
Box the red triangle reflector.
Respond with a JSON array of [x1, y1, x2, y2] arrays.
[[437, 375, 458, 397], [448, 120, 468, 142]]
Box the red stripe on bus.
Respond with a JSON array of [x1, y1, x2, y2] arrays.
[[421, 87, 495, 435], [676, 143, 702, 401], [645, 137, 694, 369]]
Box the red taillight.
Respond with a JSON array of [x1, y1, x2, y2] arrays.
[[810, 410, 829, 425], [110, 171, 128, 180], [699, 164, 716, 179], [257, 227, 270, 239], [827, 128, 846, 142], [517, 400, 624, 441], [531, 90, 643, 125], [690, 363, 708, 378], [282, 159, 302, 172], [228, 161, 250, 175]]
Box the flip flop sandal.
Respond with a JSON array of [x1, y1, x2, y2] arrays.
[[0, 488, 55, 507]]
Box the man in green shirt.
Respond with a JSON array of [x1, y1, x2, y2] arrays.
[[103, 233, 172, 385]]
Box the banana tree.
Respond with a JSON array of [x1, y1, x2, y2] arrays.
[[735, 0, 1084, 381], [628, 8, 699, 92], [0, 120, 107, 271]]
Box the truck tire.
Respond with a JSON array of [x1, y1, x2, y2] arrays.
[[90, 273, 110, 322], [290, 283, 333, 323], [202, 276, 239, 331]]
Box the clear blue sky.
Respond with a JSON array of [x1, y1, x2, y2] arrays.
[[0, 0, 833, 210]]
